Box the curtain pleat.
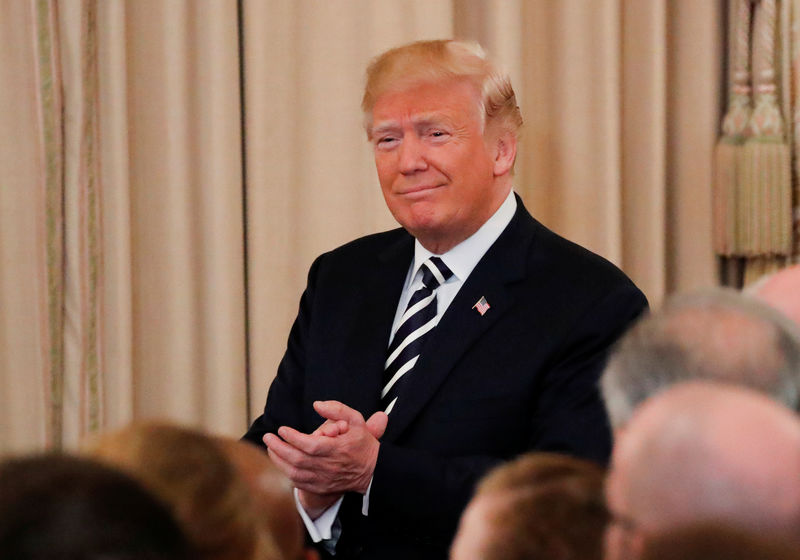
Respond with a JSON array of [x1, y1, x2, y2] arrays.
[[96, 0, 134, 430], [122, 0, 247, 434], [0, 0, 53, 452]]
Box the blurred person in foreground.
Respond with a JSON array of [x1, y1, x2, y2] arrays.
[[604, 381, 800, 560], [0, 453, 190, 560], [601, 288, 800, 430], [748, 264, 800, 326], [87, 422, 281, 560], [640, 523, 800, 560], [244, 38, 646, 560], [450, 452, 608, 560], [218, 437, 319, 560]]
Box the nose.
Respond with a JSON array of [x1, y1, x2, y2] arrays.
[[398, 135, 428, 174]]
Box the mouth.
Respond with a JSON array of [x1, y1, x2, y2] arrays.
[[396, 184, 445, 197]]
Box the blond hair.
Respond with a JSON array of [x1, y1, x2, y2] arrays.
[[471, 453, 609, 560], [362, 39, 522, 137], [87, 423, 281, 560]]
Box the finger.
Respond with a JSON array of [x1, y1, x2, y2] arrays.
[[268, 447, 337, 495], [277, 426, 333, 456], [311, 420, 337, 437], [365, 411, 389, 439], [316, 420, 349, 437], [311, 419, 349, 437], [313, 400, 365, 425], [266, 446, 315, 485], [264, 432, 316, 467]]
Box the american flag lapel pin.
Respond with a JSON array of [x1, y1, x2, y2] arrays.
[[473, 296, 490, 316]]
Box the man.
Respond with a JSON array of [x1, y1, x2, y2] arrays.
[[601, 288, 800, 429], [450, 452, 608, 560], [605, 382, 800, 560], [244, 39, 646, 559], [749, 264, 800, 326]]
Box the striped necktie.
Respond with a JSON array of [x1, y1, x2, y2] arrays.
[[382, 256, 453, 414]]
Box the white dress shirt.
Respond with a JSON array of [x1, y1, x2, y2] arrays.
[[297, 189, 518, 547]]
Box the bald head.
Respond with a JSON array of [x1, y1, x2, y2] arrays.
[[750, 264, 800, 327], [602, 288, 800, 428], [607, 382, 800, 548]]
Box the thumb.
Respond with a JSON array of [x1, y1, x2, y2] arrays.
[[365, 411, 389, 439], [313, 400, 363, 424]]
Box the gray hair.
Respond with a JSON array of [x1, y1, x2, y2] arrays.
[[601, 288, 800, 429]]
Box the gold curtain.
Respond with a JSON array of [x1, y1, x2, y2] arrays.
[[1, 0, 248, 453], [714, 0, 800, 286], [0, 0, 722, 454]]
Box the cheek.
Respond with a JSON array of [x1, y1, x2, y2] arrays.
[[374, 156, 397, 185]]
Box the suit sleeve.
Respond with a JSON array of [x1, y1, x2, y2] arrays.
[[242, 255, 323, 446], [367, 283, 647, 537]]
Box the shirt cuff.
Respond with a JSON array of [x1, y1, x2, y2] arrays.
[[362, 476, 374, 515], [293, 488, 344, 542]]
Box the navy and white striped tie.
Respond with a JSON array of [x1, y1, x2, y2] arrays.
[[382, 257, 453, 414]]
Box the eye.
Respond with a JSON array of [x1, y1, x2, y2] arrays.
[[375, 136, 398, 150], [427, 130, 450, 141]]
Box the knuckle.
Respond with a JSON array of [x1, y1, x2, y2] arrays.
[[289, 466, 309, 483]]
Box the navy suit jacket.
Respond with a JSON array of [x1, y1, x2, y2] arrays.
[[244, 197, 648, 559]]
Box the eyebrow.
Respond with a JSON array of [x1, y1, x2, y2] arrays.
[[370, 122, 400, 137], [371, 113, 451, 136]]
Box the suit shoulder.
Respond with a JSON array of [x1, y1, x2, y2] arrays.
[[524, 217, 644, 298], [324, 227, 409, 257], [309, 227, 411, 277]]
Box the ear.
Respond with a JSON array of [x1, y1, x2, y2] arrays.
[[492, 129, 517, 177]]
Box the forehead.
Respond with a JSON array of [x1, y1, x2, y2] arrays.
[[370, 78, 482, 129]]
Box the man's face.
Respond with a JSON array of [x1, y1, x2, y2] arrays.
[[369, 78, 505, 253]]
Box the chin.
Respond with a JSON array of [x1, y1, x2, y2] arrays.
[[401, 212, 445, 237]]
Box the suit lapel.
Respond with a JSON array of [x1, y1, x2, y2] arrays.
[[335, 233, 414, 417], [382, 203, 536, 442]]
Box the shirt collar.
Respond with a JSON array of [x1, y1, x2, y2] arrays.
[[412, 189, 517, 282]]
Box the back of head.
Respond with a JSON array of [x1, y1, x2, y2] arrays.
[[87, 422, 280, 560], [451, 453, 608, 560], [641, 523, 800, 560], [217, 438, 313, 560], [362, 39, 522, 138], [0, 453, 190, 560], [602, 288, 800, 428], [608, 382, 800, 541]]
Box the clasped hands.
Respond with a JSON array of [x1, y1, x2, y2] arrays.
[[263, 401, 388, 519]]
